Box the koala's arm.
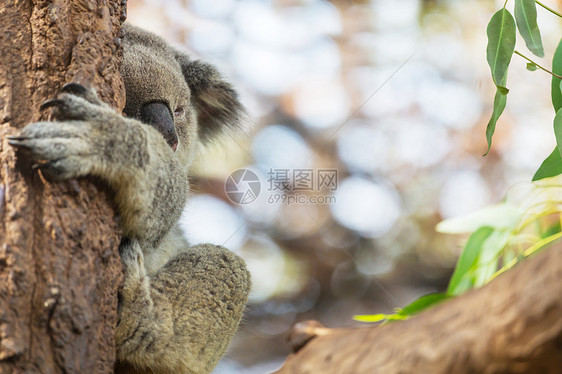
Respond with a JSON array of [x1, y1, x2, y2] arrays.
[[115, 238, 251, 374], [8, 84, 187, 246]]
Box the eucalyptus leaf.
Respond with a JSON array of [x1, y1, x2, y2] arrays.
[[353, 314, 387, 323], [486, 8, 516, 87], [353, 313, 408, 323], [484, 8, 515, 155], [526, 62, 538, 71], [399, 293, 450, 316], [553, 108, 562, 157], [532, 147, 562, 181], [540, 220, 561, 239], [485, 88, 507, 155], [472, 229, 511, 287], [496, 85, 509, 95], [437, 203, 521, 234], [551, 39, 562, 112], [447, 227, 494, 295], [514, 0, 544, 57]]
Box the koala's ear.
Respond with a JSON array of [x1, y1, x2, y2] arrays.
[[175, 53, 244, 142]]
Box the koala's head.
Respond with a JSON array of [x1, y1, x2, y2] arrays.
[[120, 24, 243, 162]]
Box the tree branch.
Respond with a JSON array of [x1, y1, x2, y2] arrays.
[[276, 243, 562, 374]]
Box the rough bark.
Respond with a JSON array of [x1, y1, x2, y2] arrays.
[[276, 243, 562, 374], [0, 1, 126, 373]]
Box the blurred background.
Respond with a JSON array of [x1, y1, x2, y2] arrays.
[[127, 0, 562, 372]]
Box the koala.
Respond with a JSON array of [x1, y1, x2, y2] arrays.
[[8, 24, 251, 374]]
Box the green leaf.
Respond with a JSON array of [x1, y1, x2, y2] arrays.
[[399, 293, 450, 316], [353, 314, 408, 323], [447, 227, 494, 295], [486, 8, 516, 87], [541, 220, 561, 239], [551, 39, 562, 112], [353, 293, 450, 323], [472, 229, 511, 287], [437, 203, 521, 234], [526, 62, 538, 71], [484, 8, 515, 155], [496, 85, 509, 95], [532, 147, 562, 181], [514, 0, 544, 57], [484, 88, 508, 155], [554, 108, 562, 157]]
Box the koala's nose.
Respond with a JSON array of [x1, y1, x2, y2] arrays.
[[139, 102, 179, 151]]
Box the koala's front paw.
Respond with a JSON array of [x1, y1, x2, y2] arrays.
[[8, 123, 94, 180], [8, 84, 118, 180]]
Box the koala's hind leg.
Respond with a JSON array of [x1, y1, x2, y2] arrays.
[[115, 239, 251, 374]]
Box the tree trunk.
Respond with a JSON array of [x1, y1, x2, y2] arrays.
[[276, 243, 562, 374], [0, 1, 126, 373]]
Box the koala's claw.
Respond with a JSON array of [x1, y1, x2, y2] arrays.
[[31, 159, 74, 181], [40, 98, 65, 111], [61, 82, 103, 105], [61, 82, 89, 96], [7, 135, 29, 141], [61, 82, 105, 106], [7, 137, 32, 148], [38, 83, 108, 121], [31, 160, 56, 175]]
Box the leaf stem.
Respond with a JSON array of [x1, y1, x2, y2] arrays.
[[514, 50, 562, 79], [535, 0, 562, 18]]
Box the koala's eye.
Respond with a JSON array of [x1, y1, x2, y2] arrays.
[[174, 106, 185, 116]]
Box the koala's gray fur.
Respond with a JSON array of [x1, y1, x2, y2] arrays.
[[9, 24, 250, 374]]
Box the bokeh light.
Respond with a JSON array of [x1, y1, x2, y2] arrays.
[[331, 177, 401, 238]]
